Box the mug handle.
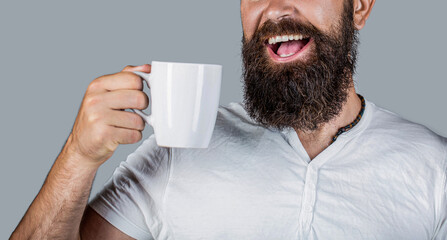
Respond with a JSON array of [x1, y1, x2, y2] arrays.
[[131, 71, 154, 126]]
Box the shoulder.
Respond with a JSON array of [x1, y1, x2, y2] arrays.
[[216, 102, 258, 127], [128, 134, 169, 165], [364, 100, 447, 164], [172, 102, 269, 162], [119, 135, 171, 186], [212, 102, 267, 143], [366, 101, 446, 144]]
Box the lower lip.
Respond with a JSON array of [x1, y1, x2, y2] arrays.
[[266, 38, 314, 63]]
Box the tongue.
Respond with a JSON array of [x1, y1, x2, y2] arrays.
[[277, 40, 306, 56]]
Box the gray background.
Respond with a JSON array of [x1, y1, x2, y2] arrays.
[[1, 0, 445, 238]]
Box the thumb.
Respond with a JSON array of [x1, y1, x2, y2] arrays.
[[122, 64, 151, 73]]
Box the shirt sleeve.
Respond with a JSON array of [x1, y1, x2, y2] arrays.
[[89, 135, 171, 240], [432, 138, 447, 240]]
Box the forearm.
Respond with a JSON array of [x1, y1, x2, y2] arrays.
[[11, 135, 100, 240]]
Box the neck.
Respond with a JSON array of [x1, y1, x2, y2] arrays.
[[294, 87, 361, 160]]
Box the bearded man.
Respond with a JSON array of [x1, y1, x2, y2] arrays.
[[11, 0, 447, 239]]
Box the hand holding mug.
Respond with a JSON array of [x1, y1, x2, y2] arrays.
[[65, 61, 221, 167], [65, 65, 150, 166]]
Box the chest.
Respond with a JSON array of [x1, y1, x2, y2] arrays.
[[160, 150, 435, 239]]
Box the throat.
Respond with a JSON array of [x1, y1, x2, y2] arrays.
[[295, 92, 365, 160], [297, 130, 333, 160]]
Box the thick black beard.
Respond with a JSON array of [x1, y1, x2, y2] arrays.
[[241, 2, 359, 131]]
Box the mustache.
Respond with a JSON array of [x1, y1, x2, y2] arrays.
[[245, 18, 322, 44]]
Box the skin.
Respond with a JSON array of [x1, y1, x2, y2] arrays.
[[10, 0, 375, 239], [241, 0, 375, 159], [10, 65, 149, 239]]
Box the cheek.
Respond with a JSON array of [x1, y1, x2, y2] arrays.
[[302, 0, 343, 33], [243, 22, 256, 41], [242, 19, 257, 41], [241, 3, 264, 41]]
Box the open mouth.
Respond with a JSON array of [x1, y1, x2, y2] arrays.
[[265, 34, 312, 62]]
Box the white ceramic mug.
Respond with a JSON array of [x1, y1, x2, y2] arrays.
[[132, 61, 222, 148]]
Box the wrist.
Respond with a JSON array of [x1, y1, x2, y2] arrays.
[[59, 134, 103, 172]]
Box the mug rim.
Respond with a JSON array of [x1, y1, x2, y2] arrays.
[[151, 61, 222, 68]]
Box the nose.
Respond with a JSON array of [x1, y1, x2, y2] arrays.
[[264, 0, 297, 22]]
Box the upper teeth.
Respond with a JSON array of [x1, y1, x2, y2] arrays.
[[268, 34, 305, 44]]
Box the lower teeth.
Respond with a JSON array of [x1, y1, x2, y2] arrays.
[[279, 53, 295, 58]]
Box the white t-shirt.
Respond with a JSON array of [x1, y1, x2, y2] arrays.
[[89, 99, 447, 240]]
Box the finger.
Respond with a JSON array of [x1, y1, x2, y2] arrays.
[[122, 64, 151, 73], [103, 89, 149, 110], [112, 127, 142, 145], [105, 111, 145, 131], [91, 72, 144, 93]]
